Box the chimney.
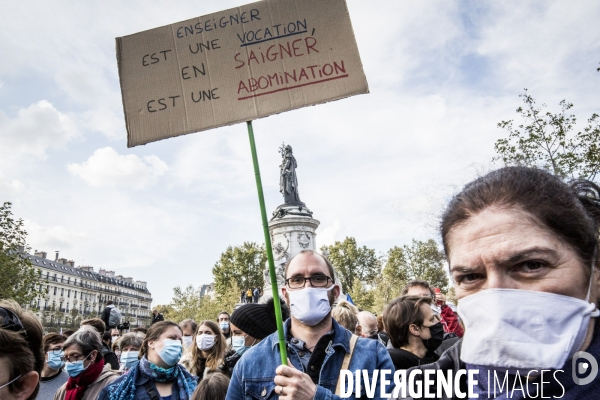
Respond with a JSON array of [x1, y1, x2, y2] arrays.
[[55, 251, 59, 261], [67, 260, 75, 267], [34, 251, 47, 259]]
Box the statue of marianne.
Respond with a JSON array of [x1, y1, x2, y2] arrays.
[[279, 144, 302, 204]]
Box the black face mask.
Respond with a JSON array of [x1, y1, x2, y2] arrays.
[[422, 322, 444, 352]]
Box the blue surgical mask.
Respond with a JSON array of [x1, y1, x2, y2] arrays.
[[120, 351, 139, 369], [219, 322, 230, 331], [157, 339, 182, 366], [47, 350, 65, 370], [65, 353, 92, 377], [232, 335, 253, 356]]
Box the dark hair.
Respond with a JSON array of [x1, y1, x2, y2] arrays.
[[0, 300, 44, 400], [383, 295, 432, 348], [42, 332, 67, 353], [284, 250, 335, 281], [140, 321, 181, 358], [132, 327, 147, 334], [106, 300, 114, 305], [102, 331, 113, 343], [191, 372, 230, 400], [401, 280, 435, 298], [81, 318, 106, 334], [441, 167, 600, 272], [63, 329, 76, 338], [217, 311, 230, 320]]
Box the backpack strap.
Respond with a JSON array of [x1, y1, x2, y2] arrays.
[[335, 334, 359, 396], [143, 381, 160, 400]]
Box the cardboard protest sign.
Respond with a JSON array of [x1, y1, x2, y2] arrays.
[[116, 0, 368, 147]]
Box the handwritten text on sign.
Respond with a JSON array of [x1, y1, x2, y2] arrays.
[[116, 0, 368, 147]]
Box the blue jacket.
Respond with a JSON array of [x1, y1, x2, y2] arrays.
[[226, 318, 395, 400]]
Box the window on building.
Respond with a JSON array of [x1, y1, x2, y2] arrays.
[[67, 289, 71, 298], [53, 287, 57, 295]]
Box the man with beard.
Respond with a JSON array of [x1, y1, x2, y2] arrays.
[[226, 250, 395, 400]]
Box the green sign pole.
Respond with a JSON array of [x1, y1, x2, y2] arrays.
[[246, 120, 288, 366]]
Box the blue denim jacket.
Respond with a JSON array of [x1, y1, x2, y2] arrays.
[[226, 319, 395, 400]]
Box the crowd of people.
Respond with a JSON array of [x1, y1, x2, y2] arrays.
[[1, 166, 600, 399], [240, 288, 261, 304]]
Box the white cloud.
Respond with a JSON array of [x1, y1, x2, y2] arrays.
[[0, 100, 79, 162], [25, 220, 89, 251], [54, 64, 125, 140], [67, 147, 168, 189], [317, 220, 344, 247]]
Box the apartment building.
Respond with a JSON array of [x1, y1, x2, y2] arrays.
[[27, 251, 153, 328]]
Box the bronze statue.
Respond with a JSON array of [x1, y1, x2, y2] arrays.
[[279, 144, 302, 204]]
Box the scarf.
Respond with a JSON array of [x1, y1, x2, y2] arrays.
[[105, 356, 197, 400], [65, 359, 105, 400]]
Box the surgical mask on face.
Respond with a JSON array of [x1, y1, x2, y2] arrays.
[[47, 350, 65, 370], [182, 336, 193, 348], [196, 334, 216, 351], [112, 336, 118, 343], [157, 339, 182, 367], [120, 351, 139, 369], [458, 273, 600, 374], [65, 353, 92, 377], [232, 335, 252, 355], [219, 322, 229, 331], [421, 322, 444, 353], [287, 285, 336, 326]]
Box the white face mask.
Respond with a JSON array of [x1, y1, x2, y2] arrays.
[[287, 285, 336, 326], [112, 335, 119, 342], [196, 334, 216, 351], [458, 276, 599, 374], [182, 335, 193, 348]]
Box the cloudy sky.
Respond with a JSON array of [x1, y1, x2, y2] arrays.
[[1, 0, 599, 306]]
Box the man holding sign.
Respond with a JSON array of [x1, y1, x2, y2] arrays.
[[226, 250, 395, 400]]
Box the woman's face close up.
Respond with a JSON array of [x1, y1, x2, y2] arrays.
[[447, 207, 595, 301]]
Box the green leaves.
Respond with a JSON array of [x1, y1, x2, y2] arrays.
[[212, 242, 266, 297], [320, 237, 381, 294], [494, 89, 599, 182], [0, 202, 45, 305]]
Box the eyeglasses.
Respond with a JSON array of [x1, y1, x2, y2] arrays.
[[60, 353, 91, 363], [0, 307, 27, 339], [285, 275, 333, 289]]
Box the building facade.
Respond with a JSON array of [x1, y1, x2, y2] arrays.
[[26, 251, 153, 328]]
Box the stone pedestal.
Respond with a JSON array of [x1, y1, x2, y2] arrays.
[[260, 204, 319, 302]]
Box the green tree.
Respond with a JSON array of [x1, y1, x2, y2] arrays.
[[321, 237, 380, 294], [494, 89, 600, 181], [372, 246, 410, 313], [163, 282, 241, 323], [0, 202, 45, 305], [375, 239, 448, 309], [212, 242, 266, 297], [348, 277, 375, 313], [164, 285, 204, 323]]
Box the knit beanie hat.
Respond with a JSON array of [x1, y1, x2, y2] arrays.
[[230, 297, 290, 340]]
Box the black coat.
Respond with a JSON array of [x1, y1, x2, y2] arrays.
[[101, 342, 120, 370]]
